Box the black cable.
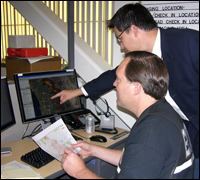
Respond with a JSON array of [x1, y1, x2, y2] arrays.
[[94, 98, 131, 130], [72, 131, 86, 139], [22, 123, 29, 139], [31, 124, 42, 135], [93, 98, 111, 117], [22, 124, 42, 139], [95, 127, 118, 134], [71, 130, 90, 139]]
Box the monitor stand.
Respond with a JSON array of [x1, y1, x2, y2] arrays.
[[1, 147, 12, 154], [40, 116, 61, 130], [40, 119, 51, 130]]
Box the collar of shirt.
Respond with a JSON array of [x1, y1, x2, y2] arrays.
[[152, 28, 162, 58]]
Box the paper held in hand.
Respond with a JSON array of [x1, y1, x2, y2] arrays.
[[32, 118, 81, 162]]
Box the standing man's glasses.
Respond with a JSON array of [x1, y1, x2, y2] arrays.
[[117, 26, 129, 42]]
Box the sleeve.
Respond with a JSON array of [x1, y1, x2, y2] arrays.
[[81, 86, 88, 97], [83, 66, 118, 100]]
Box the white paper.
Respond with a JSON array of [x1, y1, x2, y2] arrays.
[[32, 119, 81, 162], [1, 161, 42, 179], [18, 56, 53, 64], [27, 56, 53, 64]]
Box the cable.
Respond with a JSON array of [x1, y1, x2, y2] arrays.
[[22, 124, 42, 139], [71, 130, 90, 139], [22, 123, 30, 139], [31, 124, 42, 135], [93, 98, 111, 117], [94, 98, 131, 130], [95, 127, 118, 134]]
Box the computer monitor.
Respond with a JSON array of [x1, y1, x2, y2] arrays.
[[13, 69, 82, 124], [1, 76, 16, 132], [1, 76, 16, 154]]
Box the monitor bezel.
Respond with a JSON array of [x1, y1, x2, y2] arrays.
[[1, 76, 16, 132], [13, 69, 82, 124]]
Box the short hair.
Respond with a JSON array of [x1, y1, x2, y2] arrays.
[[124, 51, 169, 100], [107, 3, 157, 32]]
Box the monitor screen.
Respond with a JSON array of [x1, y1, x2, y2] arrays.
[[13, 69, 82, 124], [1, 76, 16, 131]]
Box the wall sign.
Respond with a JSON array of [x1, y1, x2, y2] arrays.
[[142, 1, 199, 30]]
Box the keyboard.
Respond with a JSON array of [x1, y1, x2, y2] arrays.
[[21, 134, 83, 168], [21, 147, 54, 168]]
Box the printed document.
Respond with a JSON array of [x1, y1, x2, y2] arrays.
[[32, 118, 81, 162], [1, 161, 41, 179]]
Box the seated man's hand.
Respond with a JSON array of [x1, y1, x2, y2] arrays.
[[61, 148, 87, 178]]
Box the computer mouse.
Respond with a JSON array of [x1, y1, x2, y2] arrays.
[[90, 135, 107, 143]]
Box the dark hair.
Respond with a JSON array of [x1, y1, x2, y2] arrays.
[[107, 3, 157, 32], [125, 51, 168, 100]]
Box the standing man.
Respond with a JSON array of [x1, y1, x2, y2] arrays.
[[51, 3, 199, 178], [61, 51, 195, 179]]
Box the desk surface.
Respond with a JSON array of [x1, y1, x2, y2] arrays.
[[1, 127, 129, 178]]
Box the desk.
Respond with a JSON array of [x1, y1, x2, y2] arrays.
[[1, 127, 129, 179]]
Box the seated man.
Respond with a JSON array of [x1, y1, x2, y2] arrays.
[[61, 51, 195, 179]]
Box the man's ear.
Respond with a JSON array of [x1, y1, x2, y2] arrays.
[[130, 24, 139, 36], [132, 82, 142, 95]]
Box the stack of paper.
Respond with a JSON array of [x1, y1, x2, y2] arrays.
[[1, 161, 41, 179]]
